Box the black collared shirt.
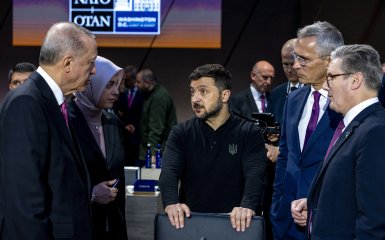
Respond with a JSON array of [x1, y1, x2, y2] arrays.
[[159, 114, 267, 213]]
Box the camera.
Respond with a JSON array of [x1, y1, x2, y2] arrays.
[[251, 112, 281, 144]]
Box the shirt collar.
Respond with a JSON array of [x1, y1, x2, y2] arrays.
[[310, 85, 328, 99], [37, 67, 65, 105], [250, 84, 263, 100], [343, 97, 379, 127]]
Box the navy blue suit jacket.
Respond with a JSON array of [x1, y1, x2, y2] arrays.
[[270, 85, 341, 239], [308, 102, 385, 239]]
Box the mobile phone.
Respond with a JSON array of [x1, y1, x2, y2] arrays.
[[112, 179, 120, 188]]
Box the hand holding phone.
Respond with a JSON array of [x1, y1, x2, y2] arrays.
[[111, 179, 119, 188]]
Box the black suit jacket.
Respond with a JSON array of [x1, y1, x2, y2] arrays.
[[115, 88, 144, 145], [68, 101, 127, 239], [268, 82, 288, 127], [308, 102, 385, 239], [0, 72, 92, 239], [230, 88, 270, 119]]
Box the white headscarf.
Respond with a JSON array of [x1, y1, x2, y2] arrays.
[[75, 55, 123, 110]]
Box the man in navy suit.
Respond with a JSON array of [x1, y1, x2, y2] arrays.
[[0, 22, 97, 239], [270, 21, 344, 240], [230, 60, 275, 117], [292, 44, 385, 239], [269, 38, 303, 127]]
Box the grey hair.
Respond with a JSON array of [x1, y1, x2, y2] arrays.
[[39, 22, 95, 65], [297, 21, 344, 57], [331, 44, 383, 91]]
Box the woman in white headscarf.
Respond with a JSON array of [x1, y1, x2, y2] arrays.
[[68, 56, 127, 240]]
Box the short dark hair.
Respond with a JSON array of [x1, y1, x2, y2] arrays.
[[189, 64, 232, 91], [8, 62, 37, 81]]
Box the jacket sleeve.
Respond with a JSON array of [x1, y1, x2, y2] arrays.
[[158, 124, 184, 208], [240, 125, 267, 212]]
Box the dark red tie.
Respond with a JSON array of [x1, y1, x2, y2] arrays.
[[324, 120, 345, 158], [60, 101, 69, 128], [303, 91, 321, 149], [261, 95, 266, 113]]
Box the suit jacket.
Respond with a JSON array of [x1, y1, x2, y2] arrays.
[[68, 101, 127, 240], [308, 102, 385, 239], [230, 87, 270, 119], [0, 72, 92, 239], [115, 87, 144, 145], [268, 82, 289, 127], [270, 85, 342, 239]]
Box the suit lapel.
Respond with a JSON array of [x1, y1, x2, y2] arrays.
[[102, 112, 116, 166], [246, 89, 259, 113], [31, 73, 78, 156], [291, 86, 310, 157], [313, 102, 383, 186]]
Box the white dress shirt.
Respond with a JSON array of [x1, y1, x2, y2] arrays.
[[298, 86, 329, 151]]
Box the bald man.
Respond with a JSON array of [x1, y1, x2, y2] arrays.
[[230, 60, 275, 118], [269, 39, 303, 126]]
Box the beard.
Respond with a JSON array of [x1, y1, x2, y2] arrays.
[[194, 97, 223, 120]]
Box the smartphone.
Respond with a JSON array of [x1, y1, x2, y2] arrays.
[[112, 179, 120, 188]]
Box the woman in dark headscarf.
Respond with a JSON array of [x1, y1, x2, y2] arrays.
[[68, 56, 127, 240]]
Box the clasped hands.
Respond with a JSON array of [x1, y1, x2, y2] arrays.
[[291, 198, 307, 227], [164, 203, 255, 232], [92, 179, 119, 205]]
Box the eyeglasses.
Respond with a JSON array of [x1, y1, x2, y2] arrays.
[[325, 73, 354, 87], [292, 53, 329, 67]]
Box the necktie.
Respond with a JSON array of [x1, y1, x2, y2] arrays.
[[60, 101, 69, 128], [127, 90, 134, 108], [324, 120, 345, 158], [261, 95, 266, 113], [303, 91, 321, 149], [290, 86, 298, 92]]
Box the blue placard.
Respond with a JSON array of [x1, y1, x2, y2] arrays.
[[134, 179, 157, 192]]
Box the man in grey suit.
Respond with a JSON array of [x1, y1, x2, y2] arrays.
[[292, 44, 385, 239], [0, 22, 97, 239]]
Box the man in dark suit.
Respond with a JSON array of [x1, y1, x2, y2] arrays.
[[230, 60, 275, 118], [270, 21, 344, 240], [292, 44, 385, 239], [115, 65, 144, 166], [269, 38, 303, 127], [0, 22, 97, 239]]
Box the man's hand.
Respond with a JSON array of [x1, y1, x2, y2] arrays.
[[291, 198, 307, 227], [164, 203, 191, 229], [265, 144, 279, 163], [230, 207, 255, 232], [92, 179, 119, 205], [125, 124, 135, 134]]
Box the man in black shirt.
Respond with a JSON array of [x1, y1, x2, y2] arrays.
[[159, 64, 267, 232]]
